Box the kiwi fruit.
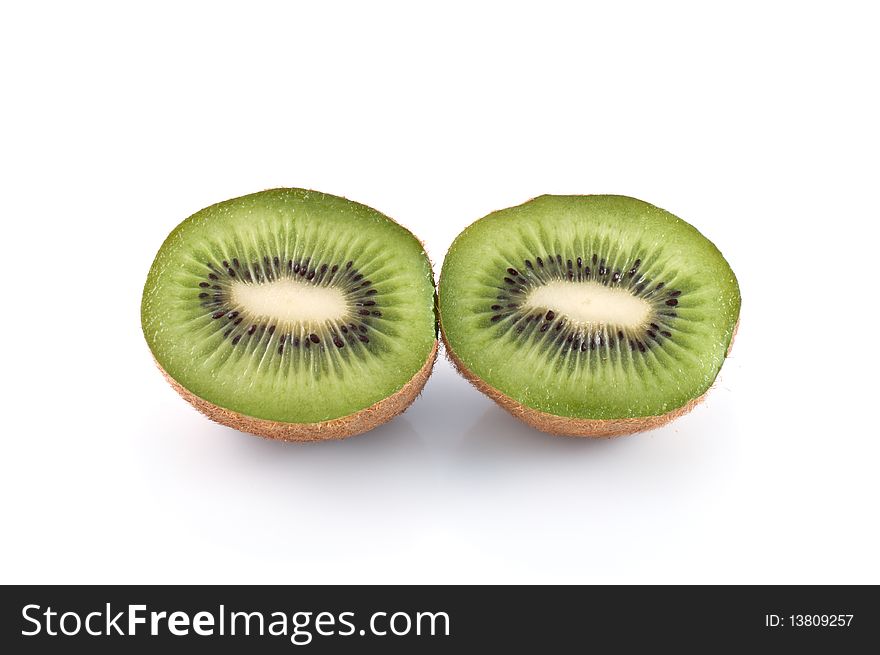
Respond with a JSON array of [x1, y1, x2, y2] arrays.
[[142, 189, 437, 441], [438, 195, 740, 437]]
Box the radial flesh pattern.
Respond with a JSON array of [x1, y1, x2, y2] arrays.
[[439, 195, 740, 423], [142, 189, 437, 426]]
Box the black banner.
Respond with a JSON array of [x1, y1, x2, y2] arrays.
[[1, 585, 875, 652]]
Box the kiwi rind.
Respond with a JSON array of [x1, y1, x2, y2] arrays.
[[443, 325, 737, 438], [438, 195, 740, 437], [157, 342, 437, 441]]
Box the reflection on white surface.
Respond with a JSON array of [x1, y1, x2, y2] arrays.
[[121, 358, 743, 583]]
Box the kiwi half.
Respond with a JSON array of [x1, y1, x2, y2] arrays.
[[438, 195, 740, 437], [142, 189, 437, 441]]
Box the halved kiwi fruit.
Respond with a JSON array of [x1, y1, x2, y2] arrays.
[[438, 195, 740, 437], [142, 189, 437, 441]]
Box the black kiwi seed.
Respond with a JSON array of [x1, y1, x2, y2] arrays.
[[293, 261, 300, 273], [331, 264, 339, 273], [567, 259, 572, 270], [234, 317, 243, 325], [666, 298, 679, 306], [525, 259, 533, 269], [247, 325, 256, 335], [341, 325, 348, 333], [669, 290, 682, 297], [292, 336, 300, 347], [358, 334, 369, 343], [346, 261, 353, 269], [320, 264, 328, 274], [232, 335, 242, 345], [540, 323, 550, 332], [556, 254, 562, 264], [491, 304, 502, 310], [307, 270, 315, 280], [209, 273, 218, 280], [222, 260, 229, 268], [361, 280, 371, 287], [309, 333, 320, 344], [504, 277, 516, 285], [199, 282, 210, 288], [199, 292, 208, 298], [612, 271, 621, 282], [268, 325, 276, 335], [273, 256, 280, 267], [371, 310, 382, 317], [232, 258, 240, 268], [545, 310, 555, 320], [333, 337, 344, 348], [491, 315, 503, 322], [358, 325, 367, 333], [212, 311, 225, 319], [227, 311, 239, 319], [507, 267, 519, 276], [577, 257, 583, 268], [365, 289, 377, 296], [227, 268, 236, 277], [661, 330, 672, 338], [536, 257, 544, 267], [224, 329, 233, 338], [655, 282, 665, 291], [617, 330, 624, 340]]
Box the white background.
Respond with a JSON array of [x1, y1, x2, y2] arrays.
[[1, 2, 878, 584]]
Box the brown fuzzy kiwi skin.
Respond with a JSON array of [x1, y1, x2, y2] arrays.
[[157, 341, 437, 442], [440, 322, 738, 439]]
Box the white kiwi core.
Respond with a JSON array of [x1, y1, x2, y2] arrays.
[[230, 278, 348, 326], [525, 280, 651, 328]]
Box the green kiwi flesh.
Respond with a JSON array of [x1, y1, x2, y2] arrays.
[[142, 189, 437, 440], [438, 195, 740, 436]]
